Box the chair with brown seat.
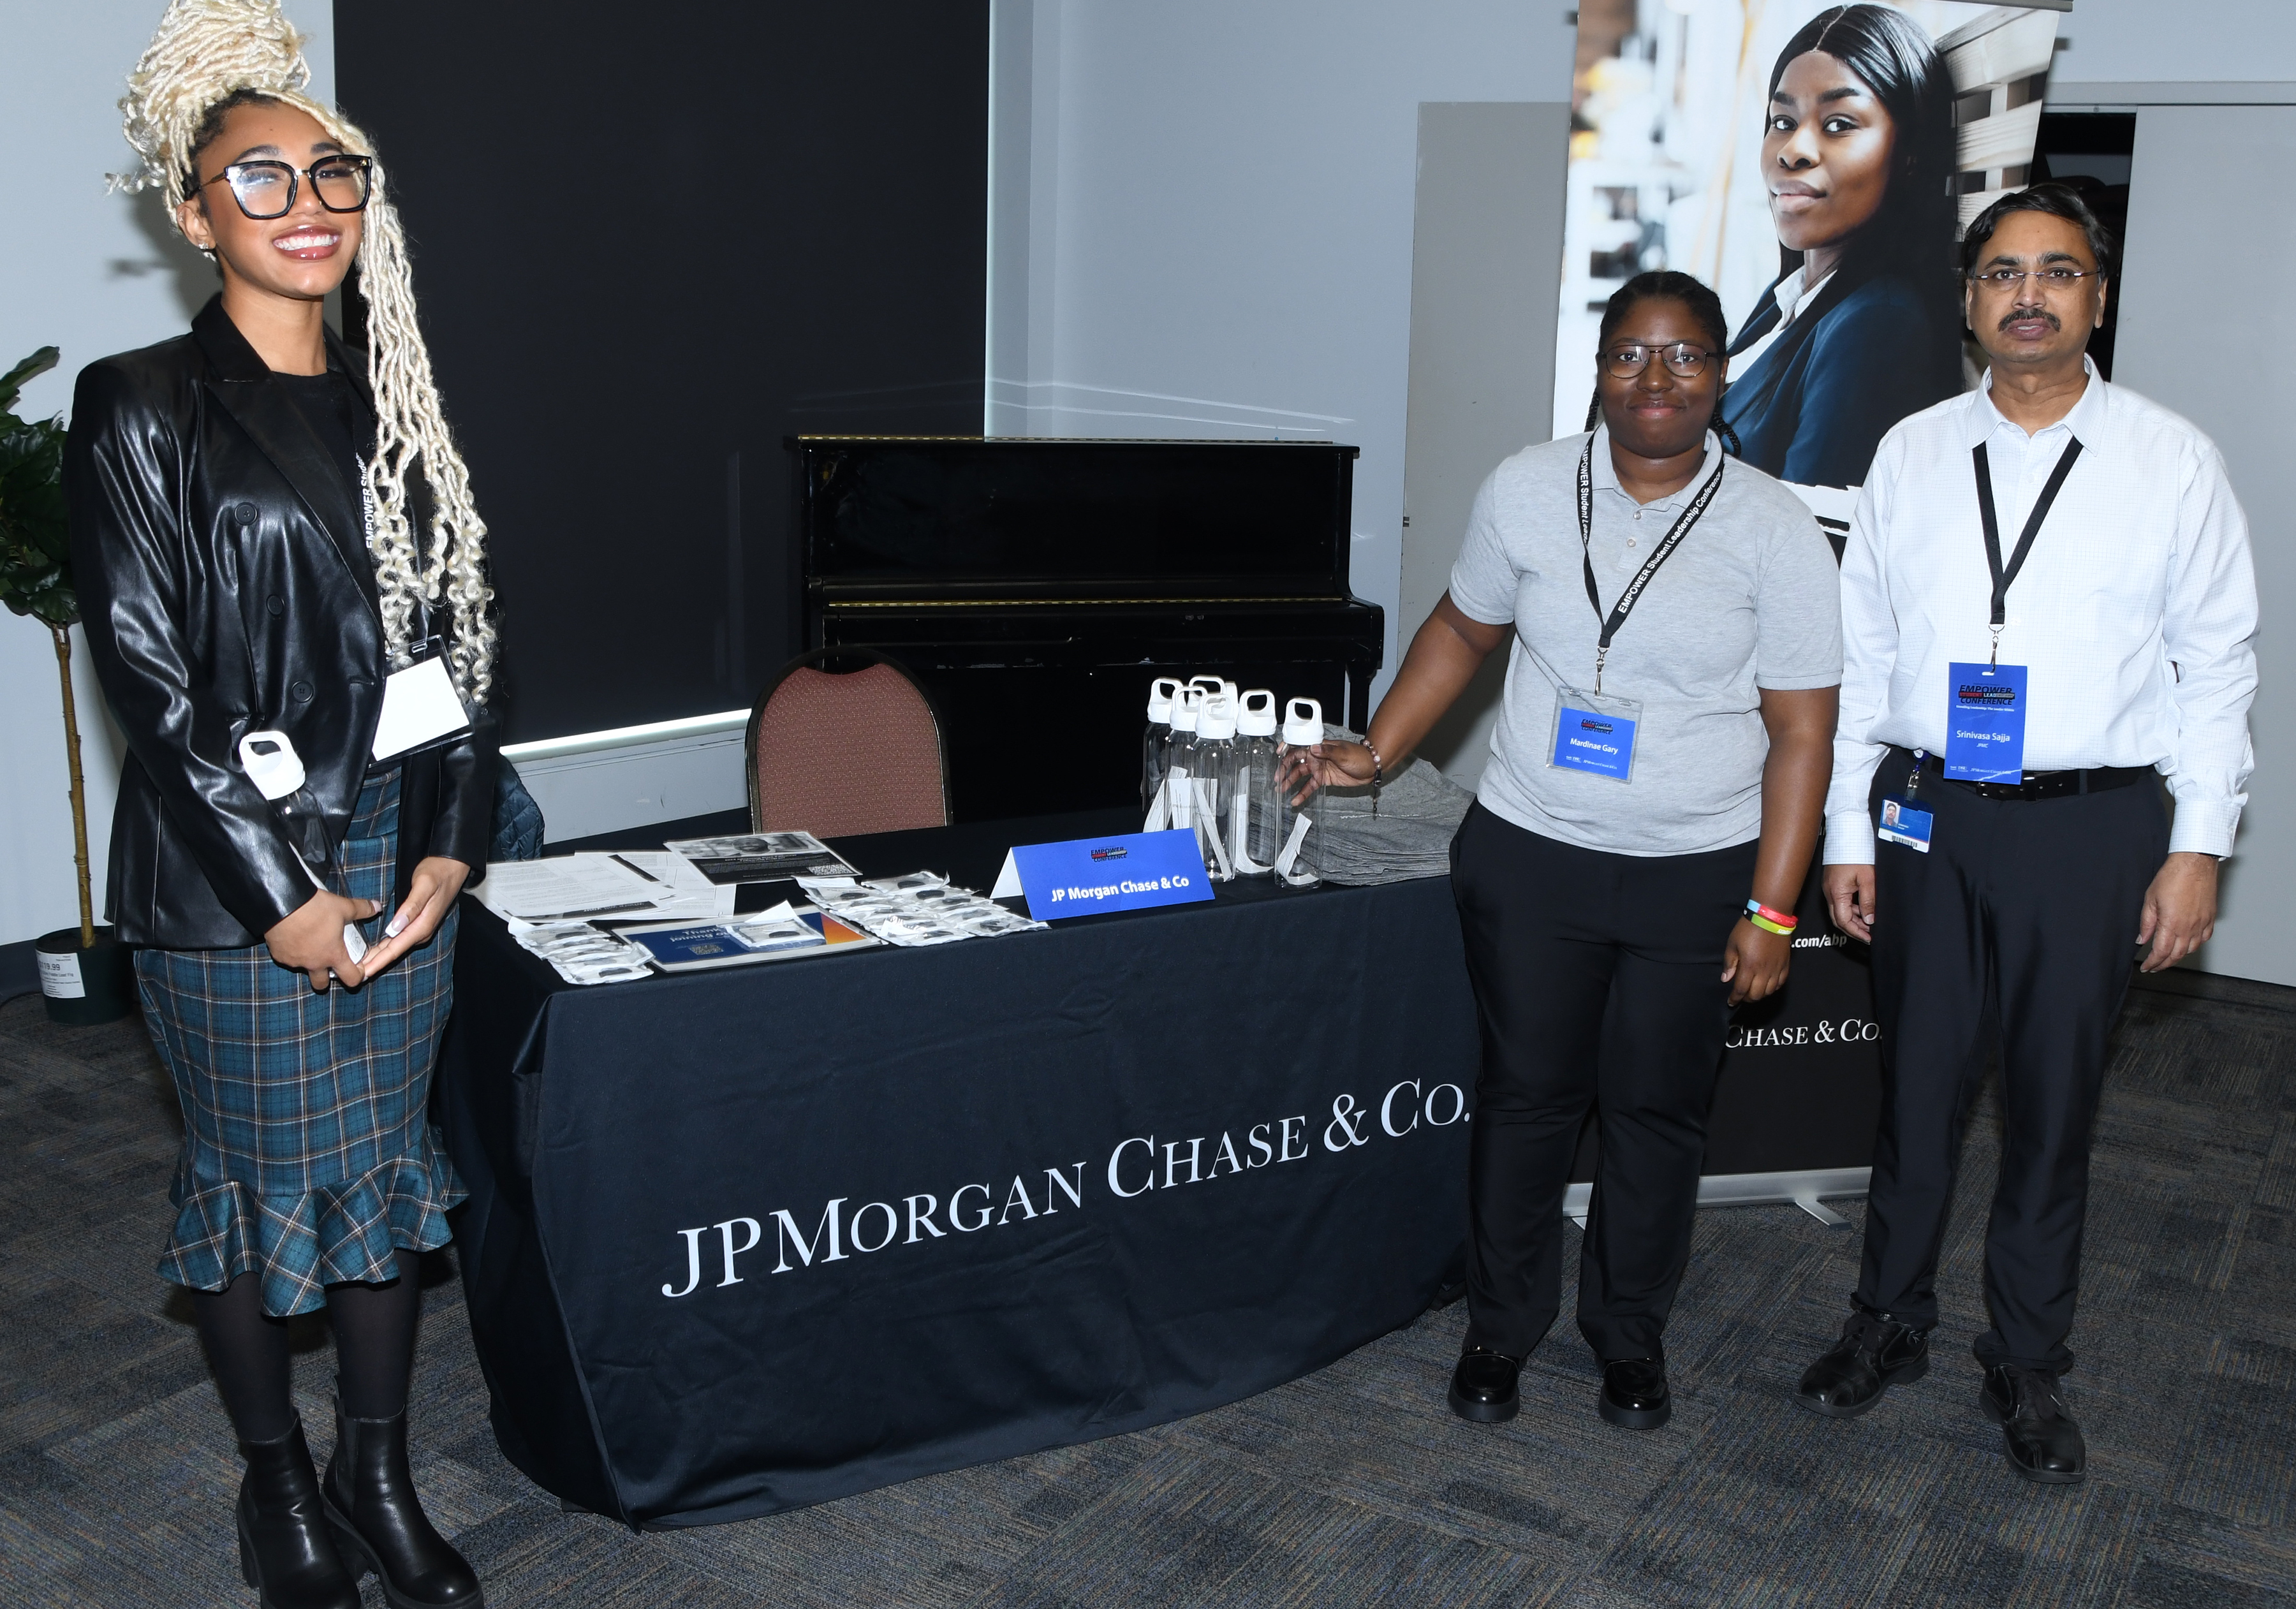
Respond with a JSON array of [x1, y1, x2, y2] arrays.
[[745, 648, 952, 837]]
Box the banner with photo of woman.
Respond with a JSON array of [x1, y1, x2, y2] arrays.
[[1557, 1, 2063, 522]]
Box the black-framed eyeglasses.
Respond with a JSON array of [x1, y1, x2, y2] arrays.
[[1600, 341, 1717, 380], [196, 154, 372, 220], [1968, 267, 2095, 293]]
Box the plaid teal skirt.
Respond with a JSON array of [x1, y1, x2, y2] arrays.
[[135, 767, 466, 1317]]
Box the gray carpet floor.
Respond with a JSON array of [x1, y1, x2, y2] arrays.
[[3, 971, 2292, 1607]]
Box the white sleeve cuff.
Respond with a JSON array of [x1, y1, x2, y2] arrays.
[[2166, 798, 2240, 859], [1823, 809, 1876, 865]]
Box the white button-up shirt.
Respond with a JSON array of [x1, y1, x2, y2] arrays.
[[1826, 360, 2257, 861]]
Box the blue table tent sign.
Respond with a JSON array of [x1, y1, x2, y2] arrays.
[[990, 830, 1214, 920]]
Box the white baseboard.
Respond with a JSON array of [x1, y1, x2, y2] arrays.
[[503, 709, 751, 844]]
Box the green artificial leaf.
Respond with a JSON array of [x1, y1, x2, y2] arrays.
[[0, 347, 59, 417], [0, 351, 72, 628]]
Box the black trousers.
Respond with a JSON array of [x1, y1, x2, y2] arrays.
[[1857, 749, 2167, 1375], [1450, 804, 1756, 1363]]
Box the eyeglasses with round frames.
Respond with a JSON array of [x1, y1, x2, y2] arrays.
[[1968, 267, 2095, 293], [196, 154, 372, 221], [1600, 341, 1718, 380]]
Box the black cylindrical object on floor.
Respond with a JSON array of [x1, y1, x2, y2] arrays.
[[36, 926, 136, 1025]]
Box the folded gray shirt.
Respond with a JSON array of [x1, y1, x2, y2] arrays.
[[1448, 427, 1843, 857]]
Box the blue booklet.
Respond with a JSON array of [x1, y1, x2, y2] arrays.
[[622, 909, 879, 973]]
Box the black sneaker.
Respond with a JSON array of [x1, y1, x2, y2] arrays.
[[1795, 1309, 1930, 1418], [1980, 1365, 2086, 1483]]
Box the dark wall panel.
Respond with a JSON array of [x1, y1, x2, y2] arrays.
[[335, 2, 989, 741]]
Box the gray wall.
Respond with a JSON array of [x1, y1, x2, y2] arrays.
[[1398, 102, 1571, 786], [2112, 103, 2296, 985]]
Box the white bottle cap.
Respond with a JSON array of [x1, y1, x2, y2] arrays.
[[1281, 697, 1324, 747], [1237, 689, 1277, 737], [1147, 676, 1181, 722], [1170, 686, 1203, 734], [1199, 692, 1237, 740], [1188, 675, 1224, 696], [238, 730, 308, 800]]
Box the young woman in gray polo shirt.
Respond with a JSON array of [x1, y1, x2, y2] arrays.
[[1291, 270, 1841, 1430]]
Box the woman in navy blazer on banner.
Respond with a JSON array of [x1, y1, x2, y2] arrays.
[[1721, 4, 1964, 490]]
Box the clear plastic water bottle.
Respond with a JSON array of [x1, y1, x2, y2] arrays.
[[1163, 685, 1204, 835], [1143, 675, 1181, 819], [1191, 690, 1239, 881], [1232, 690, 1282, 876], [1273, 696, 1326, 888]]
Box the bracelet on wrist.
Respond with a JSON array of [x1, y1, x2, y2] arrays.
[[1745, 899, 1798, 936]]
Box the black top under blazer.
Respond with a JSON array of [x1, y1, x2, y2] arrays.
[[1720, 268, 1962, 491], [66, 295, 494, 950]]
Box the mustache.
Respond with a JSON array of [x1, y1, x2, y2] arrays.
[[1999, 307, 2062, 334]]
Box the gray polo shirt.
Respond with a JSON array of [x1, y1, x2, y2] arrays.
[[1448, 427, 1843, 856]]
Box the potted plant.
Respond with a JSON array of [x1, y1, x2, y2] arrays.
[[1, 348, 134, 1024]]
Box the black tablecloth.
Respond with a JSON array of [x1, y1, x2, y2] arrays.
[[436, 811, 1478, 1527]]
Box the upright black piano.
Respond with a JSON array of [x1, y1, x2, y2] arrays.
[[790, 437, 1385, 821]]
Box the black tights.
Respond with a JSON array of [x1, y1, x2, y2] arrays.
[[191, 1250, 424, 1444]]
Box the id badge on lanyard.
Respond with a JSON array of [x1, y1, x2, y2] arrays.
[[1946, 436, 2080, 785], [1549, 689, 1642, 781], [371, 635, 472, 761], [1546, 436, 1721, 784]]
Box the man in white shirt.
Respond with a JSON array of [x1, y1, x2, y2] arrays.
[[1793, 185, 2257, 1484]]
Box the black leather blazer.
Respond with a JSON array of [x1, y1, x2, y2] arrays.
[[66, 295, 495, 950]]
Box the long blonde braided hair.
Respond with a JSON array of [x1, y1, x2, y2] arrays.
[[111, 0, 497, 703]]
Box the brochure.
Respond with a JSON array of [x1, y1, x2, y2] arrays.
[[663, 831, 860, 886]]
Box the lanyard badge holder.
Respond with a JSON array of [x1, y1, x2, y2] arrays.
[[1548, 437, 1723, 783], [238, 731, 369, 969], [1943, 437, 2080, 784]]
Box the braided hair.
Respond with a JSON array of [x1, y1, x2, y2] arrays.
[[1584, 270, 1744, 457], [111, 0, 497, 704]]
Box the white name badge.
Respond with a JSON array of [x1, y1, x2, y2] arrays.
[[371, 654, 471, 761]]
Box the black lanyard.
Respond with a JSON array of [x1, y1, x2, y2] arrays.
[[1971, 436, 2082, 666], [1576, 436, 1725, 693]]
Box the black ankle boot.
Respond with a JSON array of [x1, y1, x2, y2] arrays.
[[235, 1419, 361, 1609], [320, 1399, 483, 1607]]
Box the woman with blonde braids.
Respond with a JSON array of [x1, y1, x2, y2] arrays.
[[66, 4, 490, 1605]]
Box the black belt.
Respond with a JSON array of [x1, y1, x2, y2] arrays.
[[1892, 747, 2152, 802]]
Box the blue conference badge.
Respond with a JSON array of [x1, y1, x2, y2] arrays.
[[990, 829, 1214, 920], [1549, 692, 1640, 781], [1943, 661, 2027, 782]]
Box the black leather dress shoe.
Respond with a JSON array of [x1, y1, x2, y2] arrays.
[[1598, 1358, 1670, 1429], [1448, 1347, 1522, 1423], [1795, 1310, 1929, 1418], [1980, 1365, 2086, 1484]]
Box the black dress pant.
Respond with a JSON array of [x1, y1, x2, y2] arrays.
[[1857, 749, 2168, 1376], [1450, 803, 1756, 1363]]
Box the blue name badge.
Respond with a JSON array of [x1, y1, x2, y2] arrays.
[[1548, 690, 1640, 782], [989, 829, 1215, 921], [1943, 661, 2027, 782]]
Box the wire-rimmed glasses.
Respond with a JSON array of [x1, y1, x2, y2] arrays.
[[197, 154, 372, 221], [1600, 341, 1718, 380]]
